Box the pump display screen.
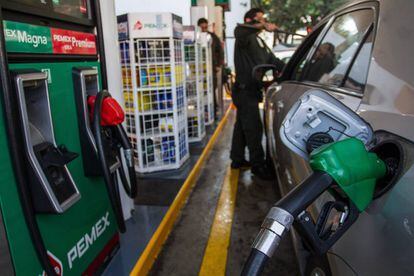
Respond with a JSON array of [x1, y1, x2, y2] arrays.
[[9, 0, 50, 7], [5, 0, 90, 21], [52, 0, 89, 19]]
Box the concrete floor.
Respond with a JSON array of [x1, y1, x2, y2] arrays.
[[150, 118, 230, 275], [226, 170, 299, 276], [103, 123, 221, 275], [150, 109, 299, 276], [102, 205, 168, 275], [134, 125, 218, 207]]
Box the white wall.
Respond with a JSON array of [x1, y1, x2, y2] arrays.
[[115, 0, 192, 24], [197, 0, 216, 30], [100, 0, 123, 104], [225, 0, 250, 69]]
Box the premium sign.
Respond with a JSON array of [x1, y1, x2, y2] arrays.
[[51, 28, 97, 55], [3, 21, 97, 55]]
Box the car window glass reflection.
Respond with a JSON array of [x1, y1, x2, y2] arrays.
[[343, 31, 373, 93], [300, 9, 374, 87]]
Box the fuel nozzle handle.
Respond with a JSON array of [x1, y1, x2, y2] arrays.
[[114, 124, 137, 198], [253, 172, 333, 257], [242, 138, 387, 276], [241, 172, 333, 276]]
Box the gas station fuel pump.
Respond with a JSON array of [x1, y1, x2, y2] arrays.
[[73, 67, 137, 232], [0, 0, 135, 275], [242, 90, 400, 275]]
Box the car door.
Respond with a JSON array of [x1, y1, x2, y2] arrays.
[[266, 2, 378, 274], [265, 19, 331, 196], [330, 0, 414, 275], [268, 2, 377, 193]]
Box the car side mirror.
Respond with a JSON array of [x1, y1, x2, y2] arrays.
[[279, 89, 374, 160], [252, 64, 279, 88]]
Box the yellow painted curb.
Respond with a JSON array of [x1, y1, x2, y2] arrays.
[[199, 166, 240, 276], [130, 106, 233, 276]]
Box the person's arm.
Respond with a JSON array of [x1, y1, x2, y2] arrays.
[[267, 51, 285, 72], [234, 25, 260, 48], [237, 22, 277, 32], [256, 35, 285, 72]]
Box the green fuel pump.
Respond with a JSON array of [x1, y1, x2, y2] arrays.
[[242, 138, 388, 276], [0, 0, 135, 275]]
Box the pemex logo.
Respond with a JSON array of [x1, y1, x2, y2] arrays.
[[41, 251, 63, 276], [134, 21, 143, 30]]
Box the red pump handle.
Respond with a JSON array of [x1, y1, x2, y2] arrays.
[[87, 95, 125, 126]]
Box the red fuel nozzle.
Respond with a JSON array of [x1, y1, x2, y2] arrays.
[[87, 95, 125, 126]]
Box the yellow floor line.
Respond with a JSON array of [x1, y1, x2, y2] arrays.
[[198, 166, 240, 276], [130, 106, 233, 276]]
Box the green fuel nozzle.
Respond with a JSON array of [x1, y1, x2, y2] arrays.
[[310, 137, 386, 211], [242, 138, 387, 276]]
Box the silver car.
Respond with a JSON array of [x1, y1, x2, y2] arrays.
[[264, 0, 414, 275], [272, 43, 297, 64]]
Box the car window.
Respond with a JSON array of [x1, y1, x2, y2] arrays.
[[290, 28, 324, 81], [292, 45, 313, 81], [299, 9, 374, 87], [342, 30, 373, 93]]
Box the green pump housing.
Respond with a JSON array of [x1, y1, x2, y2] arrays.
[[0, 19, 119, 275], [309, 138, 386, 211]]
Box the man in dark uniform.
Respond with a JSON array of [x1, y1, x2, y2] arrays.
[[198, 18, 225, 118], [230, 8, 284, 180]]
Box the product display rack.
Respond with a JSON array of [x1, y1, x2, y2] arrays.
[[185, 41, 206, 142], [201, 40, 215, 125], [119, 37, 189, 173]]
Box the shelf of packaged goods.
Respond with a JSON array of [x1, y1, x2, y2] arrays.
[[119, 36, 189, 173], [135, 61, 172, 67], [139, 130, 177, 139], [136, 86, 179, 92], [135, 154, 190, 173], [187, 97, 197, 103], [135, 109, 175, 116]]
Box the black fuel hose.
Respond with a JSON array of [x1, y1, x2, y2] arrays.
[[241, 249, 269, 276], [277, 171, 333, 217], [117, 158, 132, 196], [117, 152, 137, 198], [93, 91, 126, 233], [241, 171, 334, 276], [112, 172, 122, 212], [114, 124, 137, 198]]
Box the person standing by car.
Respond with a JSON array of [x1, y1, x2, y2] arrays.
[[230, 8, 285, 180], [197, 18, 225, 119]]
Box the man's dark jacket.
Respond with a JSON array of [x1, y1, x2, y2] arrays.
[[208, 31, 224, 70], [234, 24, 284, 89]]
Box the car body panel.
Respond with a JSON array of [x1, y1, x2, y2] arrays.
[[265, 0, 414, 275]]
